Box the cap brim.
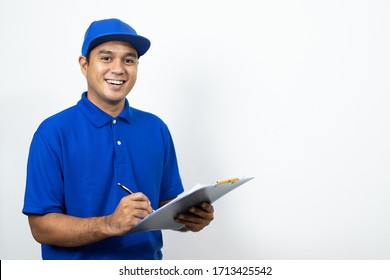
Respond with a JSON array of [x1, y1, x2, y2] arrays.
[[85, 33, 151, 57]]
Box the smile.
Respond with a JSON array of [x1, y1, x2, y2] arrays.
[[106, 79, 125, 85]]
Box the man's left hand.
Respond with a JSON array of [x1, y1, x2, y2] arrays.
[[175, 202, 214, 232]]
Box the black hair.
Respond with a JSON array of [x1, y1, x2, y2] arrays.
[[85, 51, 91, 64]]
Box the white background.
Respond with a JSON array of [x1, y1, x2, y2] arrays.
[[1, 0, 390, 260]]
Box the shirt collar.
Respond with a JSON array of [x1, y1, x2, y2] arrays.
[[77, 92, 133, 127]]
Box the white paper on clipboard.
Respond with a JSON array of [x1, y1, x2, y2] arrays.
[[128, 177, 254, 234]]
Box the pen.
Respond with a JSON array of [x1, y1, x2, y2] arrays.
[[117, 183, 155, 212], [117, 182, 133, 194], [217, 177, 239, 184]]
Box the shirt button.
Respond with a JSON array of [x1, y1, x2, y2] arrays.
[[113, 119, 117, 124], [117, 140, 122, 145]]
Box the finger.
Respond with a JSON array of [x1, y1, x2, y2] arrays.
[[132, 200, 154, 214], [200, 202, 214, 213], [174, 217, 203, 232], [187, 207, 206, 218], [128, 192, 149, 201], [123, 193, 154, 212], [132, 208, 152, 219], [188, 206, 214, 219], [120, 197, 154, 215], [176, 213, 204, 224]]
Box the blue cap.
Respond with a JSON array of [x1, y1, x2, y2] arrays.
[[81, 18, 151, 57]]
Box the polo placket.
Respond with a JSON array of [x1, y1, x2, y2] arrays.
[[111, 117, 137, 193], [112, 118, 124, 161]]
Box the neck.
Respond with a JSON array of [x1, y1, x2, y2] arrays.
[[100, 103, 125, 117], [86, 92, 126, 117]]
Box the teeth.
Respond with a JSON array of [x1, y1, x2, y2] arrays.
[[107, 79, 124, 85]]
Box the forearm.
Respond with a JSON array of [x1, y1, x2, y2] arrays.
[[28, 213, 113, 247]]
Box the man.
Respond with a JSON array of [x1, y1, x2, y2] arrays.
[[22, 18, 214, 260]]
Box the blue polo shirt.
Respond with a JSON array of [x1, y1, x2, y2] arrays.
[[22, 92, 184, 260]]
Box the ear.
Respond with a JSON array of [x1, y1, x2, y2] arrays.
[[79, 56, 88, 77]]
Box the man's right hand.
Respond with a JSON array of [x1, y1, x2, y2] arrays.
[[104, 192, 154, 236]]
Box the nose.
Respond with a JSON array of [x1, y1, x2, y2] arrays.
[[111, 59, 125, 75]]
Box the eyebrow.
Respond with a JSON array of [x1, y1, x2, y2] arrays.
[[98, 49, 138, 58]]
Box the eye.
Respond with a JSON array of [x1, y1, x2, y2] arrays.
[[123, 58, 137, 65], [101, 56, 112, 62]]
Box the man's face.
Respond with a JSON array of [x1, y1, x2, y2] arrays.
[[79, 41, 139, 112]]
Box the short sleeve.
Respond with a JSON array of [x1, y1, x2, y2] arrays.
[[22, 131, 65, 215], [159, 124, 184, 202]]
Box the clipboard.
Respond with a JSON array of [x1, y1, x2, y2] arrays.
[[128, 177, 254, 234]]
